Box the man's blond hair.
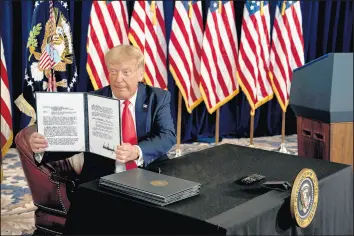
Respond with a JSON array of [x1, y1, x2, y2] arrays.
[[105, 45, 144, 69]]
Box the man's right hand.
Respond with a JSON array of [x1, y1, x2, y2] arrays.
[[30, 132, 48, 153]]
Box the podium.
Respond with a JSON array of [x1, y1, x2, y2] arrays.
[[290, 53, 353, 165]]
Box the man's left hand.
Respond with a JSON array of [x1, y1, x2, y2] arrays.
[[115, 143, 139, 164]]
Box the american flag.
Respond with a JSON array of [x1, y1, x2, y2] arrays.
[[238, 1, 273, 116], [87, 1, 129, 90], [38, 1, 56, 71], [40, 0, 57, 92], [1, 37, 13, 156], [269, 0, 304, 112], [200, 1, 239, 114], [129, 1, 167, 89], [38, 48, 56, 70], [169, 1, 203, 113]]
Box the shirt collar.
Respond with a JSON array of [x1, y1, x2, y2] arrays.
[[112, 90, 138, 107]]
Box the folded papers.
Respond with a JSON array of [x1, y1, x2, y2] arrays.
[[99, 168, 201, 206]]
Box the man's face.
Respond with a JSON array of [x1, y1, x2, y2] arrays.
[[108, 58, 142, 100]]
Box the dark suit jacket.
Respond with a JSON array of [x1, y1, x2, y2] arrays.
[[39, 83, 176, 183]]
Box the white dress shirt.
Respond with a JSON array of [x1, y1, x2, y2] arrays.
[[112, 91, 144, 173]]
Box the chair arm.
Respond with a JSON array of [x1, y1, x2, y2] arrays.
[[50, 172, 77, 193], [45, 161, 78, 193]]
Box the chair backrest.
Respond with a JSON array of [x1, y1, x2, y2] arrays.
[[15, 125, 70, 216]]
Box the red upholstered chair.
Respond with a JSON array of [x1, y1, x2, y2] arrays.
[[15, 125, 77, 234]]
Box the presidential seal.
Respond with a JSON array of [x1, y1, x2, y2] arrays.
[[150, 180, 168, 187], [290, 168, 319, 228]]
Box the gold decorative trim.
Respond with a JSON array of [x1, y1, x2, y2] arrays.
[[290, 168, 319, 228]]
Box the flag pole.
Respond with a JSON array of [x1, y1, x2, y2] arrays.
[[175, 91, 182, 157], [277, 110, 291, 154], [215, 108, 220, 145], [249, 1, 261, 148], [281, 110, 285, 143], [215, 0, 222, 145], [249, 114, 255, 147]]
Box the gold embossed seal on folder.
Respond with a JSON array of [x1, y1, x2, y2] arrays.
[[150, 180, 168, 186], [290, 168, 319, 228]]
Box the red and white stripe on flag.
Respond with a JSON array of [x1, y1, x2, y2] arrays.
[[39, 1, 57, 71], [0, 37, 13, 156], [169, 1, 203, 113], [39, 48, 56, 70], [238, 1, 273, 116], [86, 1, 129, 90], [269, 0, 304, 112], [129, 1, 168, 90], [200, 1, 239, 114]]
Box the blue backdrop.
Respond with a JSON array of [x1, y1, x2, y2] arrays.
[[1, 0, 353, 146]]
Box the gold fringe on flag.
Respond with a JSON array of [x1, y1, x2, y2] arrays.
[[281, 1, 286, 15], [189, 1, 192, 18], [151, 1, 157, 25], [218, 1, 222, 14], [14, 94, 36, 126]]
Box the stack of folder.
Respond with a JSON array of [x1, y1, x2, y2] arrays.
[[99, 168, 201, 206]]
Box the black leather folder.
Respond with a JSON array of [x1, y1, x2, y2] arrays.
[[99, 168, 201, 206]]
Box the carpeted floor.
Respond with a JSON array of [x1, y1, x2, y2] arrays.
[[1, 135, 297, 235]]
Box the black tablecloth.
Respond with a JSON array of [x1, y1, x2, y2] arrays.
[[64, 144, 353, 235]]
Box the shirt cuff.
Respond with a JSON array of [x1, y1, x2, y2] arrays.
[[134, 145, 144, 167], [34, 152, 44, 163]]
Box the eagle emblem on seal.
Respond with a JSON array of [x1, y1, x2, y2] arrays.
[[150, 180, 168, 186], [290, 168, 319, 228]]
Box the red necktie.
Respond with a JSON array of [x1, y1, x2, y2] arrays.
[[122, 100, 138, 170]]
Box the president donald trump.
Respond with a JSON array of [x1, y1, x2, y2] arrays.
[[29, 45, 176, 183]]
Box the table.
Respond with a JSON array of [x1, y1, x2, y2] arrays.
[[64, 144, 353, 235]]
